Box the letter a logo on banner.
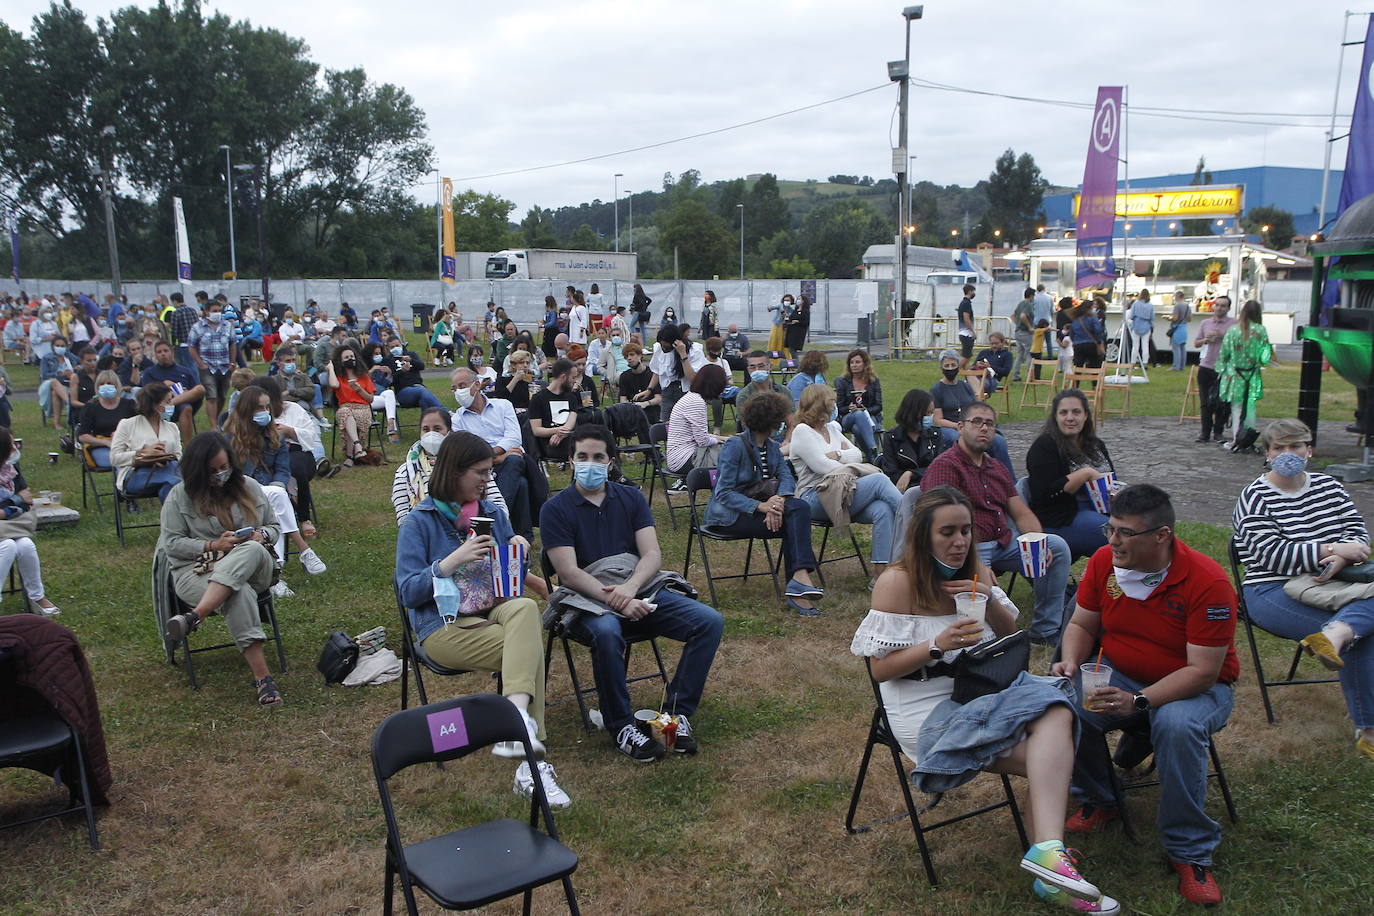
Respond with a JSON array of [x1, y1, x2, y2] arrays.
[[1076, 87, 1124, 291]]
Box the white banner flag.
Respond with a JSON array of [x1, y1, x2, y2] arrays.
[[173, 196, 191, 284]]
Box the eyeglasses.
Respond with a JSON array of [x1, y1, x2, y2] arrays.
[[1099, 523, 1166, 540], [468, 467, 494, 480], [962, 418, 997, 430]]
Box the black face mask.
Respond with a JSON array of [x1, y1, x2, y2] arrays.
[[942, 367, 959, 380]]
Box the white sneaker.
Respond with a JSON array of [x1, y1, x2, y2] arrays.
[[270, 580, 295, 598], [316, 416, 332, 429], [492, 709, 546, 761], [513, 760, 571, 809], [300, 548, 327, 575]]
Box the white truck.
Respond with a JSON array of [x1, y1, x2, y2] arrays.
[[484, 248, 638, 282]]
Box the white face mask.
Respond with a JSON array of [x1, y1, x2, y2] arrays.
[[419, 431, 446, 455], [454, 386, 476, 409], [1112, 565, 1169, 600], [4, 448, 19, 466]]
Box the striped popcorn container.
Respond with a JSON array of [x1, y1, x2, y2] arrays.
[[490, 543, 527, 599], [1017, 532, 1051, 579], [1086, 473, 1116, 514]]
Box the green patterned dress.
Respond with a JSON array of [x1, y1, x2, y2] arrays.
[[1216, 322, 1272, 406]]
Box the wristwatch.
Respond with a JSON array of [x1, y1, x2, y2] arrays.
[[928, 641, 945, 660], [1132, 693, 1151, 712]]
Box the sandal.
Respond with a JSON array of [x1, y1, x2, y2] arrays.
[[255, 675, 283, 708], [300, 520, 317, 539], [341, 458, 354, 468]]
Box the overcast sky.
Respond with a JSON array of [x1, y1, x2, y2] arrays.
[[2, 0, 1365, 216]]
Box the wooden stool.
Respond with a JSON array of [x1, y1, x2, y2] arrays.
[[1100, 362, 1134, 423], [1179, 365, 1202, 423], [1019, 360, 1060, 411]]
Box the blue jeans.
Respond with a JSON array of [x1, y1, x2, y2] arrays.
[[89, 447, 111, 468], [311, 383, 324, 411], [122, 463, 181, 503], [938, 426, 1013, 476], [801, 474, 901, 564], [493, 452, 531, 538], [174, 344, 198, 375], [978, 535, 1072, 642], [395, 384, 443, 411], [709, 497, 816, 579], [1172, 339, 1187, 370], [1244, 580, 1374, 729], [840, 410, 878, 461], [566, 587, 724, 737], [1070, 660, 1235, 865], [1044, 491, 1109, 561]]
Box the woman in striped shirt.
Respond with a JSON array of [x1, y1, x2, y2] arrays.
[[1233, 418, 1374, 761], [665, 364, 730, 475]]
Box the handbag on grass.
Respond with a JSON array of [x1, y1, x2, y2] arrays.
[[950, 630, 1031, 705], [316, 631, 359, 683]]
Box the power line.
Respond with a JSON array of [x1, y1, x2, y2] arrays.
[[448, 83, 891, 183], [909, 76, 1351, 129]]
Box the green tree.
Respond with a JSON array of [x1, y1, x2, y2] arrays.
[[1242, 206, 1295, 250], [717, 178, 746, 221], [766, 255, 822, 279], [451, 190, 518, 251], [566, 223, 603, 250], [659, 198, 734, 278], [747, 174, 790, 247], [520, 206, 561, 247], [797, 199, 888, 278], [973, 149, 1047, 246]]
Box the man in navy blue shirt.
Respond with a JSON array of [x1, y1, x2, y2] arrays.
[[142, 339, 205, 445], [541, 424, 723, 763]]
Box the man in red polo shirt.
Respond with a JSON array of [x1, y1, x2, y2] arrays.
[[1051, 483, 1238, 906], [916, 400, 1073, 644]]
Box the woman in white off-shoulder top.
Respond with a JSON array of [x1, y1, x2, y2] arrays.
[[851, 485, 1120, 914]]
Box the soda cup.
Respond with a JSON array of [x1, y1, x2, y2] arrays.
[[1017, 532, 1051, 578], [954, 592, 987, 627], [1080, 663, 1114, 711], [1086, 473, 1115, 514]]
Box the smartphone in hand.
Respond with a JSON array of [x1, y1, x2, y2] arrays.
[[233, 526, 254, 539]]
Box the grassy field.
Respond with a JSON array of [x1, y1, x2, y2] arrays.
[[0, 348, 1371, 915]]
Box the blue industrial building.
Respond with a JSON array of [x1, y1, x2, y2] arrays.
[[1042, 165, 1342, 240]]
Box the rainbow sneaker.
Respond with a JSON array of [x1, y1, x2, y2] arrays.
[[1032, 879, 1121, 914], [1019, 841, 1100, 900]]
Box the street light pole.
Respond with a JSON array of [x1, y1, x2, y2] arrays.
[[614, 172, 623, 252], [627, 191, 634, 253], [737, 203, 745, 279], [433, 169, 443, 313], [97, 125, 122, 299], [890, 5, 923, 342], [219, 145, 236, 277]]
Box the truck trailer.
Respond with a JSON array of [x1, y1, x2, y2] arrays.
[[484, 248, 638, 282]]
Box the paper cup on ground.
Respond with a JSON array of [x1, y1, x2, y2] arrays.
[[489, 542, 527, 599], [1017, 532, 1051, 578], [1086, 474, 1115, 514], [1080, 663, 1113, 711], [955, 592, 987, 626]]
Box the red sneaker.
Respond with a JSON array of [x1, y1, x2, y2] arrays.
[[1065, 804, 1119, 833], [1170, 861, 1223, 906]]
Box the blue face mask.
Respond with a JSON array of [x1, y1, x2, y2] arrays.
[[52, 346, 67, 356], [611, 336, 623, 346], [931, 554, 963, 579], [390, 347, 403, 357], [372, 355, 383, 364], [97, 384, 118, 399], [162, 404, 175, 420], [750, 370, 770, 383], [921, 415, 935, 429], [281, 361, 296, 374], [252, 410, 272, 427], [829, 405, 839, 422], [1270, 451, 1308, 477], [573, 461, 609, 490]]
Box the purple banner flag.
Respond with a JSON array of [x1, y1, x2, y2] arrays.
[[1338, 16, 1374, 217], [1075, 86, 1124, 290]]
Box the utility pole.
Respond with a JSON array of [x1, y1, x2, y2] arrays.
[[737, 203, 745, 279], [890, 6, 923, 345], [97, 125, 122, 298]]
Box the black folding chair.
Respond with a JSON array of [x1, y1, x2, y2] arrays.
[[394, 581, 493, 711], [329, 406, 389, 462], [539, 550, 668, 734], [1096, 717, 1238, 844], [681, 467, 783, 607], [162, 566, 287, 689], [2, 566, 32, 614], [372, 694, 580, 915], [1228, 538, 1338, 724], [79, 446, 116, 513], [113, 478, 164, 548], [648, 422, 686, 528], [845, 659, 1027, 886], [0, 645, 100, 850], [811, 517, 870, 586]]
